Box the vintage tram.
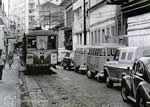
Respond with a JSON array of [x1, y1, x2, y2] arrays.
[[23, 30, 58, 73]]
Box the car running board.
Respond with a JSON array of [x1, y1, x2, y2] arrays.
[[127, 96, 136, 103]]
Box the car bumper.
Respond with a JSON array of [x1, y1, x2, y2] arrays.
[[27, 64, 50, 67], [146, 101, 150, 106]]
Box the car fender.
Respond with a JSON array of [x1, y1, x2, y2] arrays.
[[104, 67, 110, 79], [122, 75, 131, 92], [137, 82, 150, 101]]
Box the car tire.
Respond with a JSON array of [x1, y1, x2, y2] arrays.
[[69, 67, 71, 71], [63, 66, 66, 70], [106, 75, 113, 88], [136, 96, 146, 107], [121, 84, 129, 102], [87, 71, 92, 79]]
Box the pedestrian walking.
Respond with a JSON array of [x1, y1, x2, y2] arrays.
[[8, 52, 13, 68], [0, 49, 5, 81]]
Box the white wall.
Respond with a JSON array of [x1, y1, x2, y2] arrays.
[[89, 4, 118, 45], [90, 5, 117, 26], [127, 13, 150, 47], [72, 0, 89, 51]]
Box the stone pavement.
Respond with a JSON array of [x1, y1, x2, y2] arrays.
[[0, 55, 20, 107]]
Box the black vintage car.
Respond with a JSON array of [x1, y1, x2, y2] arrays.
[[121, 57, 150, 107], [62, 56, 75, 70]]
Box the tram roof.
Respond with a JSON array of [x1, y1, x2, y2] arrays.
[[26, 30, 57, 36]]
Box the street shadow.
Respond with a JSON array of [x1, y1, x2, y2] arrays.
[[23, 69, 57, 75]]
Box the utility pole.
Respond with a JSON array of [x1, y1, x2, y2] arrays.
[[83, 0, 86, 45], [48, 11, 51, 29]]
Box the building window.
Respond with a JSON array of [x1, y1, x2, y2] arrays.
[[91, 32, 93, 45], [106, 27, 110, 35], [98, 29, 101, 44], [95, 31, 97, 44], [102, 29, 105, 43], [80, 33, 82, 45], [111, 26, 115, 36], [106, 27, 110, 43]]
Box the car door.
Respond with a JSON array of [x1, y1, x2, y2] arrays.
[[132, 61, 144, 98]]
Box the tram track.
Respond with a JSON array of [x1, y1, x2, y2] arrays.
[[20, 67, 132, 107], [33, 74, 89, 107]]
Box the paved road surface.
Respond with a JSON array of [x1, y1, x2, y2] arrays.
[[20, 66, 134, 107]]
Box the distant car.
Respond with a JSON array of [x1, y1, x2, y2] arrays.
[[87, 70, 98, 79], [121, 57, 150, 107], [58, 49, 71, 65], [78, 64, 88, 74], [62, 57, 75, 70]]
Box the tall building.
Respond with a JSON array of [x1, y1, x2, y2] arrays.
[[108, 0, 150, 47], [89, 0, 119, 45], [59, 0, 74, 50], [37, 1, 64, 30], [72, 0, 90, 51], [25, 0, 39, 33]]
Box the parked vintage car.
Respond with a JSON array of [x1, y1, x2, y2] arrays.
[[104, 47, 150, 88], [62, 56, 75, 70], [78, 64, 88, 74], [121, 57, 150, 107]]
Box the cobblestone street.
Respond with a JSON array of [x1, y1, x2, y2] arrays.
[[20, 66, 134, 107]]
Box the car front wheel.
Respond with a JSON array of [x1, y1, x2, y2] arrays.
[[137, 96, 146, 107], [121, 84, 128, 102], [106, 75, 113, 88]]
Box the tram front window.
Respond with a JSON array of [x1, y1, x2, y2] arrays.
[[48, 36, 56, 49], [37, 36, 48, 50], [28, 37, 36, 49]]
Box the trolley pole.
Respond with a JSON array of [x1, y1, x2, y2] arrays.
[[83, 0, 86, 45]]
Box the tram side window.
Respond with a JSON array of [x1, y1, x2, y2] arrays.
[[94, 49, 96, 56], [107, 48, 111, 56], [111, 48, 116, 56], [107, 48, 116, 56], [97, 49, 101, 56], [96, 49, 99, 56], [87, 49, 89, 55], [101, 49, 106, 56], [88, 49, 91, 55], [97, 49, 105, 56], [48, 36, 56, 49], [28, 37, 36, 49]]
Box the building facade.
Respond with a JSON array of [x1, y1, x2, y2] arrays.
[[89, 0, 119, 45], [122, 0, 150, 47], [59, 0, 74, 50], [108, 0, 150, 47], [72, 0, 90, 51], [37, 1, 64, 30]]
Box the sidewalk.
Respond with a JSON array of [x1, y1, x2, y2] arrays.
[[0, 55, 20, 107]]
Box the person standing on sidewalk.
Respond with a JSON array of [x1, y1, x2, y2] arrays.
[[8, 52, 13, 68], [0, 49, 5, 80]]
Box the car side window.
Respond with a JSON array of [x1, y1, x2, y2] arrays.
[[136, 62, 144, 76], [121, 52, 126, 60], [127, 52, 133, 60]]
